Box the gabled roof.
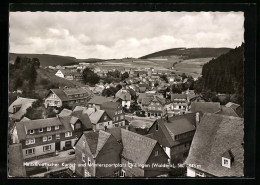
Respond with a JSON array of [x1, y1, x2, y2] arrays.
[[88, 96, 111, 105], [49, 87, 91, 101], [217, 106, 240, 117], [225, 102, 240, 109], [83, 130, 112, 157], [15, 116, 72, 140], [190, 102, 221, 114], [153, 113, 197, 147], [164, 118, 196, 136], [8, 97, 37, 120], [121, 129, 157, 164], [185, 113, 244, 177], [89, 110, 106, 124], [63, 87, 88, 96], [171, 93, 187, 101], [101, 101, 120, 110], [142, 97, 153, 106], [59, 108, 72, 117], [115, 89, 131, 101]]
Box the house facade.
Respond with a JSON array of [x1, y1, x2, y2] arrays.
[[146, 96, 166, 118], [75, 130, 122, 177], [89, 110, 113, 131], [170, 94, 189, 114], [11, 114, 91, 160], [101, 102, 125, 127], [115, 88, 131, 109], [44, 87, 92, 108], [147, 113, 197, 164]]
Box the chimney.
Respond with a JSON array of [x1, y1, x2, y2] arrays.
[[195, 112, 200, 127]]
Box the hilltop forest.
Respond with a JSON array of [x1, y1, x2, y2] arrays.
[[194, 43, 244, 106]]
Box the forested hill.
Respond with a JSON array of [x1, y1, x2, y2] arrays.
[[140, 47, 231, 59], [201, 43, 244, 94]]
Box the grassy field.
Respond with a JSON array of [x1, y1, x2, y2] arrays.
[[96, 56, 212, 78]]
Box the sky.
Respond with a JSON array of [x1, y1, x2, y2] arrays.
[[9, 12, 244, 59]]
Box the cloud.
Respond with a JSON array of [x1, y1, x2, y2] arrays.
[[9, 12, 244, 59]]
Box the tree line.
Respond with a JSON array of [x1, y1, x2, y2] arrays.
[[194, 43, 244, 106]]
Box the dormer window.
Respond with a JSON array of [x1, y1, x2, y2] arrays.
[[39, 128, 43, 133], [221, 150, 234, 168], [55, 126, 59, 130], [47, 127, 51, 131], [29, 130, 34, 134], [222, 157, 231, 168]]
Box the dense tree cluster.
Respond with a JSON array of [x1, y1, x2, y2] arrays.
[[194, 43, 244, 106], [25, 100, 56, 120], [82, 67, 100, 85], [9, 56, 40, 92]]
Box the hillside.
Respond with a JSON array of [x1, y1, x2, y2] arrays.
[[9, 53, 79, 67], [194, 43, 244, 106], [140, 47, 231, 59]]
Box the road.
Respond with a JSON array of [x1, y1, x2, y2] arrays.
[[26, 149, 75, 176]]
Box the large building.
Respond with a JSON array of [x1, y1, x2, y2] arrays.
[[185, 113, 244, 177], [74, 129, 169, 177], [75, 130, 122, 177], [147, 113, 197, 164], [11, 113, 91, 161], [44, 87, 92, 108]]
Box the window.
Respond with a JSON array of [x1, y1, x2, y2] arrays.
[[39, 128, 43, 133], [82, 153, 85, 162], [88, 157, 91, 165], [120, 115, 124, 120], [43, 145, 51, 152], [104, 115, 107, 120], [121, 170, 126, 177], [155, 151, 159, 156], [47, 127, 51, 131], [25, 148, 35, 155], [48, 135, 52, 141], [155, 124, 159, 131], [83, 141, 85, 148], [65, 132, 72, 137], [29, 130, 34, 134], [43, 136, 47, 142], [222, 157, 231, 168], [56, 134, 60, 140], [26, 138, 35, 145], [55, 126, 59, 130]]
